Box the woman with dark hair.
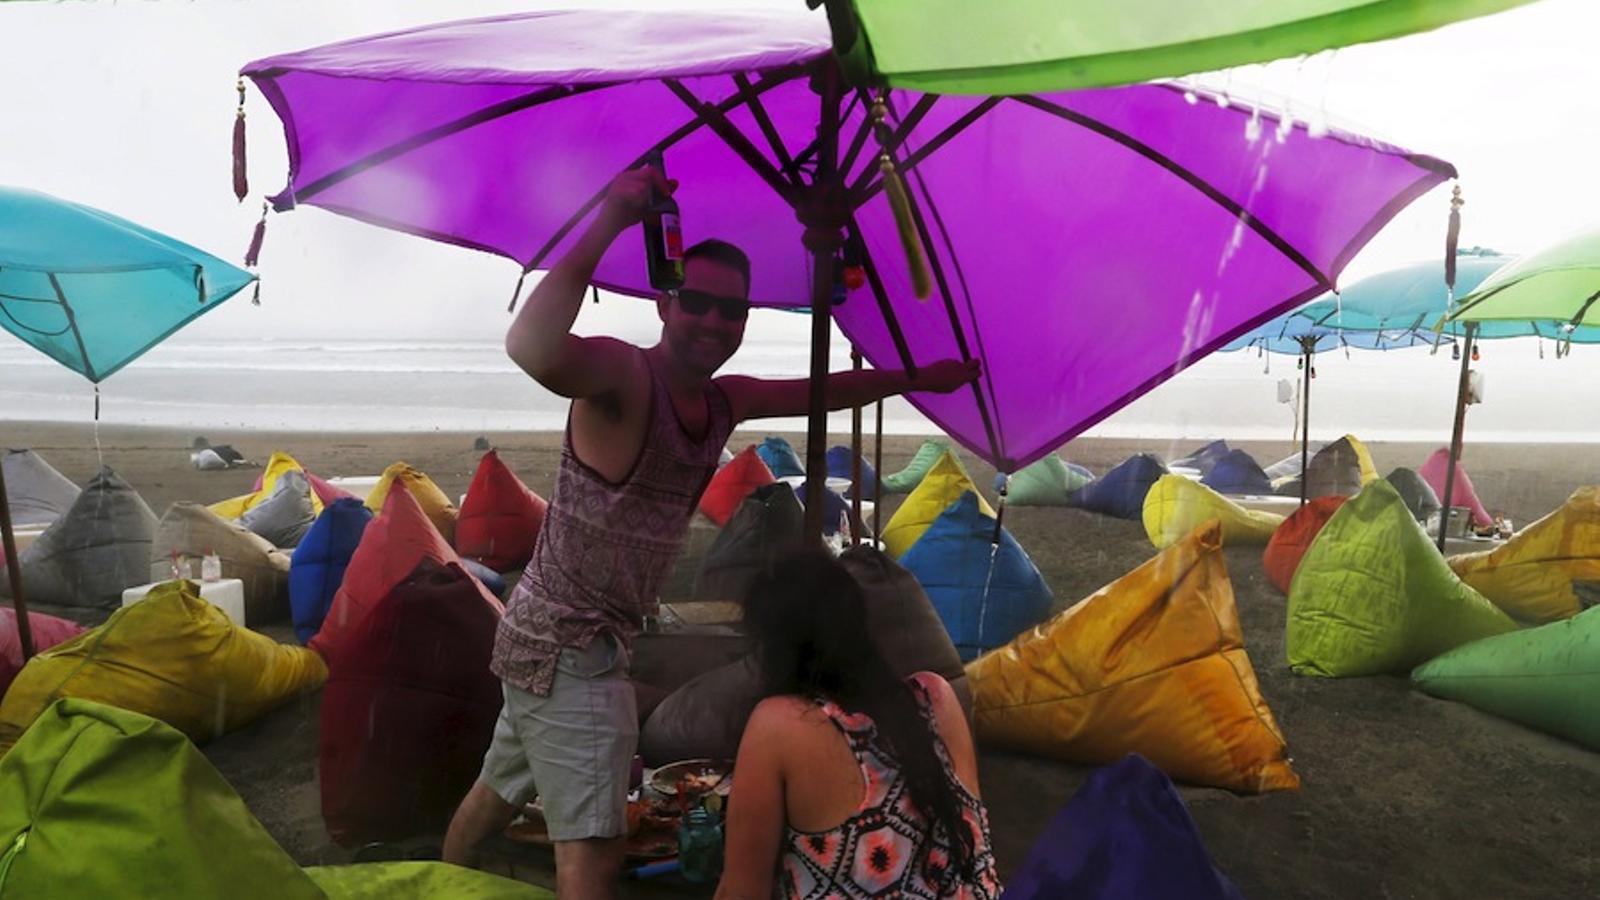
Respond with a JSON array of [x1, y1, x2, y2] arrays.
[[714, 550, 1001, 899]]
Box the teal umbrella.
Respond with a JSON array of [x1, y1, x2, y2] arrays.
[[0, 186, 254, 659], [0, 186, 255, 383]]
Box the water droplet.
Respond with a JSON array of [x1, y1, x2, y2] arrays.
[[1184, 90, 1199, 105], [1275, 110, 1294, 143], [1216, 93, 1232, 109], [1244, 110, 1262, 143]]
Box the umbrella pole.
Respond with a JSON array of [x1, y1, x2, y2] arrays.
[[849, 349, 864, 545], [1437, 322, 1476, 552], [873, 399, 884, 541], [1299, 338, 1313, 506], [0, 463, 36, 660], [801, 62, 845, 545]]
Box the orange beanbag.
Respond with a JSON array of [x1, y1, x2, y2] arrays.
[[1263, 496, 1348, 594], [698, 446, 775, 526], [455, 450, 547, 572], [311, 481, 499, 663]]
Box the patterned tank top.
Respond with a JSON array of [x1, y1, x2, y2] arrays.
[[780, 677, 1002, 900], [491, 349, 735, 696]]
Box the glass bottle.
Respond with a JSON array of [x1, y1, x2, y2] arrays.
[[641, 150, 684, 292], [677, 806, 723, 884]]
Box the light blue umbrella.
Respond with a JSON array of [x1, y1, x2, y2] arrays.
[[0, 186, 255, 383], [0, 186, 254, 659]]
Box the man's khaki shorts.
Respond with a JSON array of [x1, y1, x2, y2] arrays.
[[480, 633, 638, 842]]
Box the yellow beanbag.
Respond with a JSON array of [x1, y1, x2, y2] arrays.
[[1142, 474, 1284, 549], [1448, 486, 1600, 624], [881, 451, 993, 558], [0, 580, 327, 756], [365, 461, 459, 545], [966, 520, 1299, 794], [210, 451, 321, 520]]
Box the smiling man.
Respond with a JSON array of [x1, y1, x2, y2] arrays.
[[441, 163, 978, 898]]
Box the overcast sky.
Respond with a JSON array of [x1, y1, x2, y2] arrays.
[[2, 0, 1597, 347]]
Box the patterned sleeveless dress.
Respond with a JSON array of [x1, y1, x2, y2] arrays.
[[779, 677, 1002, 900], [491, 349, 735, 696]]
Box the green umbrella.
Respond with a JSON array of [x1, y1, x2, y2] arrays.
[[1450, 225, 1600, 330], [824, 0, 1539, 95], [1432, 225, 1600, 548]]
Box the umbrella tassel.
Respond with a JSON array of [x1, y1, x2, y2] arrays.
[[232, 78, 249, 203], [507, 268, 529, 313], [93, 385, 100, 422], [1444, 184, 1462, 293], [244, 202, 267, 268], [881, 157, 930, 300], [251, 279, 261, 307]]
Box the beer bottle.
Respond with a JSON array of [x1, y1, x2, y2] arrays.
[[642, 150, 685, 291]]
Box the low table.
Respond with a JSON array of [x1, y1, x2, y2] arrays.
[[122, 577, 247, 625]]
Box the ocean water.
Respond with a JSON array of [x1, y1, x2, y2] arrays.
[[2, 336, 1596, 445]]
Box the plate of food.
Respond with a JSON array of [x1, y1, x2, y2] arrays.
[[650, 758, 733, 797]]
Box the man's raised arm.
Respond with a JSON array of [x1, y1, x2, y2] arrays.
[[505, 166, 673, 398], [719, 358, 981, 423]]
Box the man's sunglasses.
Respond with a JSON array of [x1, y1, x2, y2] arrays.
[[673, 288, 750, 322]]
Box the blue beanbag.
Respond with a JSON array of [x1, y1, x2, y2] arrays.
[[288, 498, 372, 644], [899, 492, 1052, 661], [1004, 754, 1244, 900], [1172, 440, 1231, 475], [1201, 449, 1274, 496], [792, 481, 855, 537], [825, 446, 877, 500], [1067, 453, 1167, 520], [756, 436, 805, 479]]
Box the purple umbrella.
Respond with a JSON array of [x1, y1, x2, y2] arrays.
[[240, 9, 1452, 516]]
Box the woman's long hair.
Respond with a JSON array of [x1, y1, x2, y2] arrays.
[[744, 549, 976, 882]]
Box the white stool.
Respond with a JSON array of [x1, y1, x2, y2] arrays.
[[11, 526, 46, 555], [326, 475, 381, 502], [1231, 495, 1300, 515], [122, 578, 247, 626]]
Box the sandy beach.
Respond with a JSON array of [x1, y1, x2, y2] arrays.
[[6, 420, 1600, 897]]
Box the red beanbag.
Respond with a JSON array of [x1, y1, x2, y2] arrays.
[[698, 446, 775, 526], [310, 481, 499, 663], [1263, 495, 1349, 594], [1, 608, 85, 698], [456, 450, 547, 572], [319, 557, 502, 846]]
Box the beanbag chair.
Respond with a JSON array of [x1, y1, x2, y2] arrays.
[[1412, 606, 1600, 750], [305, 470, 359, 508], [5, 467, 157, 610], [642, 546, 972, 765], [694, 483, 804, 605], [966, 521, 1299, 793], [755, 436, 804, 478], [698, 446, 776, 526], [1201, 449, 1273, 496], [192, 448, 230, 471], [0, 609, 83, 698], [1386, 466, 1441, 523], [0, 580, 327, 755], [1447, 486, 1600, 624], [1278, 434, 1378, 499], [1171, 439, 1230, 475], [900, 492, 1054, 661], [288, 498, 372, 644], [1003, 754, 1243, 900], [455, 449, 547, 571], [882, 451, 993, 559], [312, 481, 498, 662], [238, 469, 315, 549], [1007, 455, 1094, 507], [1418, 447, 1494, 529], [881, 439, 950, 494], [1286, 479, 1517, 677], [149, 503, 292, 626], [1262, 496, 1348, 595], [1067, 453, 1166, 520], [0, 698, 328, 899], [1263, 445, 1323, 482], [365, 461, 458, 545], [826, 445, 878, 500], [320, 558, 502, 846], [0, 698, 551, 900], [1, 448, 78, 529], [792, 480, 856, 536], [1142, 475, 1285, 549], [210, 451, 321, 520]]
